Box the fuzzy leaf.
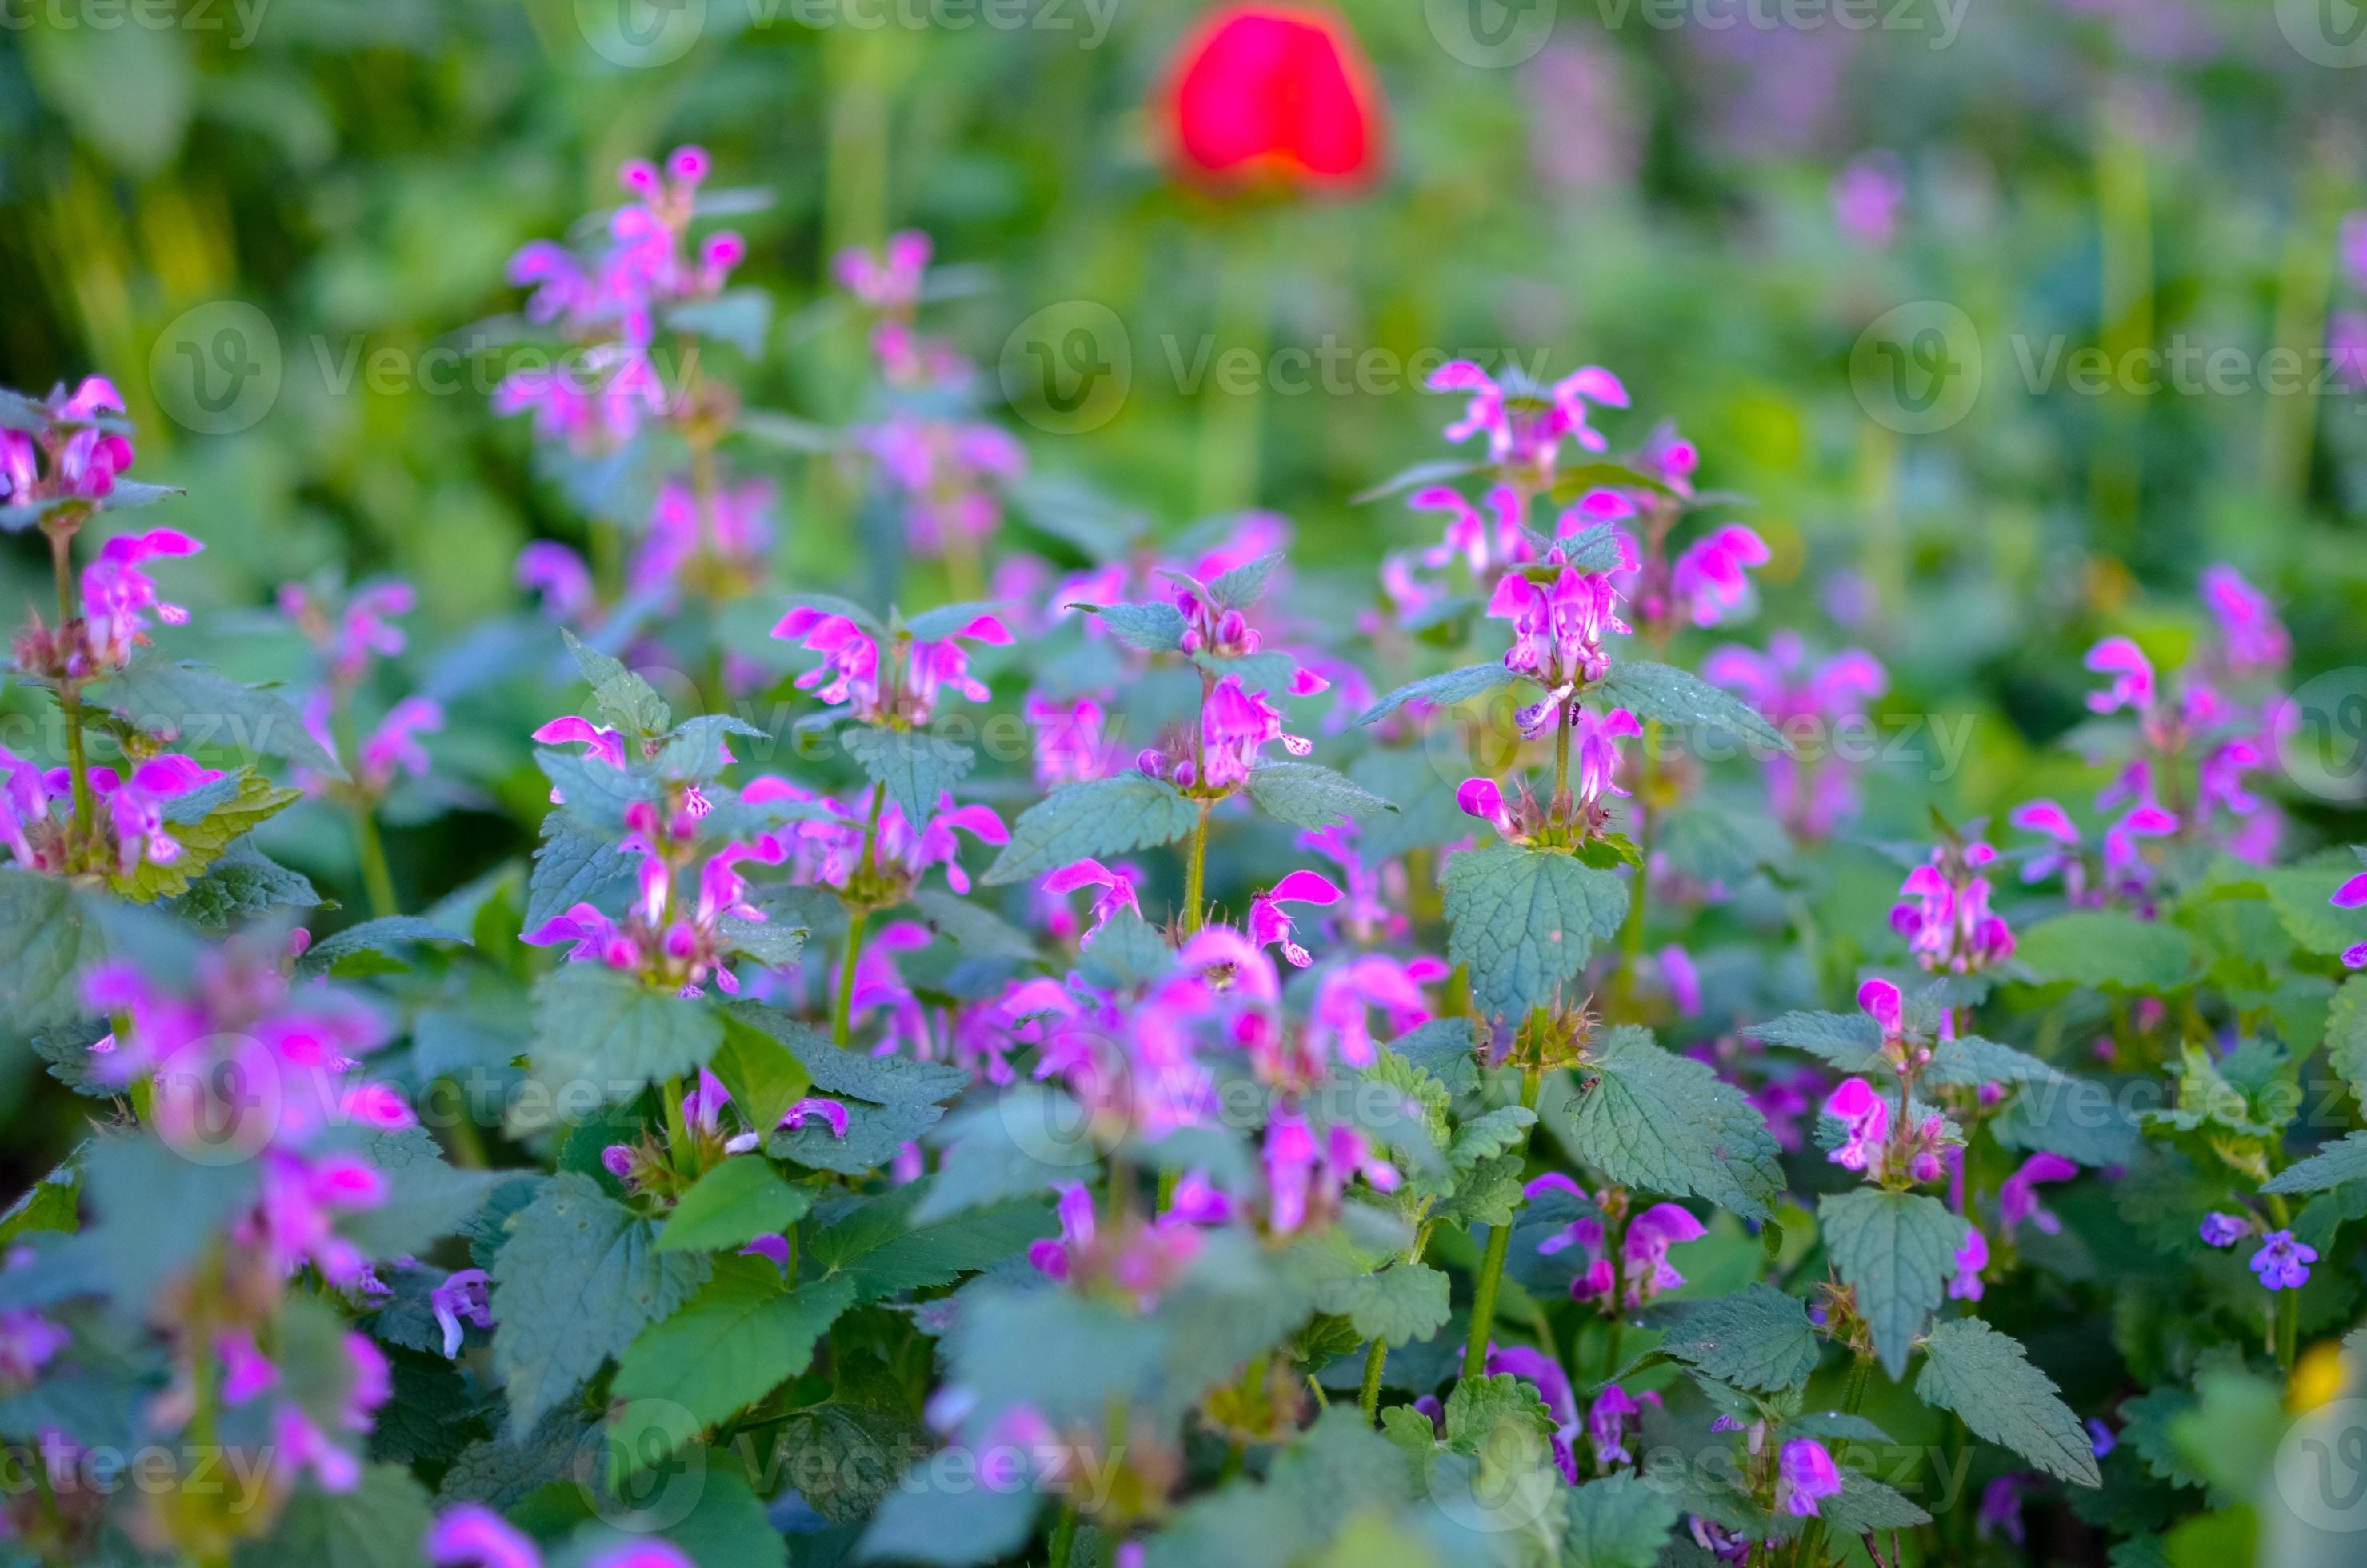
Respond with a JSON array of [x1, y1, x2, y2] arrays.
[[657, 1157, 815, 1252], [562, 627, 670, 734], [1745, 1010, 1883, 1071], [169, 840, 318, 928], [1554, 1028, 1782, 1221], [1355, 662, 1521, 726], [530, 964, 722, 1103], [232, 1464, 434, 1568], [1648, 1282, 1819, 1394], [1208, 551, 1285, 610], [489, 1174, 712, 1430], [842, 725, 976, 824], [980, 774, 1202, 886], [91, 658, 345, 779], [0, 870, 106, 1033], [1443, 844, 1629, 1020], [2017, 911, 2196, 992], [1914, 1317, 2102, 1486], [1590, 660, 1787, 751], [1562, 1472, 1682, 1568], [810, 1180, 1053, 1302], [1819, 1470, 1933, 1534], [611, 1259, 854, 1435], [1313, 1262, 1450, 1347], [1926, 1036, 2072, 1090], [906, 888, 1038, 962], [902, 598, 1006, 642], [1245, 762, 1397, 830], [300, 916, 470, 977], [1818, 1189, 1965, 1379], [111, 767, 302, 903], [2264, 1131, 2367, 1195], [1078, 600, 1185, 651], [526, 820, 634, 931]]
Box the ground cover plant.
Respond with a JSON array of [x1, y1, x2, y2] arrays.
[[6, 4, 2367, 1567]]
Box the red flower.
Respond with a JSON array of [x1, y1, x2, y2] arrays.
[[1159, 6, 1385, 193]]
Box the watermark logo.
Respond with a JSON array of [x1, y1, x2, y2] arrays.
[[583, 1401, 710, 1532], [2276, 669, 2367, 804], [1425, 0, 1558, 67], [578, 0, 708, 67], [999, 301, 1131, 435], [2277, 0, 2367, 67], [1850, 300, 1981, 434], [149, 302, 281, 435], [2275, 1396, 2367, 1533]]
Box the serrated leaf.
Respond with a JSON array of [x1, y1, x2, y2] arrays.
[[2017, 911, 2195, 992], [1445, 1373, 1558, 1451], [1447, 1106, 1537, 1171], [1349, 458, 1480, 504], [1915, 1317, 2102, 1486], [1313, 1262, 1450, 1347], [342, 1130, 502, 1262], [1562, 1472, 1682, 1568], [1553, 1028, 1782, 1222], [902, 598, 1006, 642], [842, 725, 976, 823], [657, 1157, 814, 1251], [1443, 844, 1628, 1020], [230, 1463, 434, 1568], [980, 774, 1201, 886], [810, 1180, 1051, 1301], [1648, 1282, 1819, 1394], [913, 1084, 1084, 1223], [723, 1002, 968, 1104], [489, 1174, 712, 1430], [785, 591, 886, 637], [91, 658, 344, 778], [906, 888, 1037, 962], [530, 965, 722, 1103], [1926, 1036, 2072, 1090], [708, 1010, 814, 1134], [1245, 761, 1397, 830], [111, 767, 302, 902], [535, 749, 658, 834], [527, 820, 634, 931], [1355, 662, 1521, 726], [2264, 1132, 2367, 1194], [1590, 660, 1788, 752], [1078, 910, 1176, 990], [611, 1261, 854, 1435], [2327, 975, 2367, 1105], [1745, 1010, 1883, 1071], [562, 627, 670, 734], [1208, 551, 1285, 610], [1818, 1189, 1965, 1379], [168, 839, 318, 928], [1818, 1469, 1933, 1534], [0, 870, 106, 1033], [300, 916, 470, 977]]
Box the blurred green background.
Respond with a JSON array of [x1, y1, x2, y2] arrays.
[[3, 0, 2367, 956]]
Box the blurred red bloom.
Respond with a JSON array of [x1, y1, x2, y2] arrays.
[[1159, 6, 1385, 193]]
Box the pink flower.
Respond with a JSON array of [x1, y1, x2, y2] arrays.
[[1668, 524, 1769, 627], [1200, 674, 1312, 790], [1571, 707, 1641, 819], [2198, 565, 2288, 675], [772, 603, 1012, 727], [1487, 559, 1629, 714], [430, 1269, 493, 1358], [1589, 1383, 1641, 1466], [1890, 841, 2013, 974], [1413, 483, 1530, 576], [1457, 776, 1524, 843], [1831, 150, 1905, 246], [1949, 1226, 1989, 1302], [1427, 360, 1628, 475], [92, 754, 224, 877], [1776, 1438, 1842, 1518], [1621, 1202, 1706, 1305], [2085, 637, 2156, 716], [427, 1504, 542, 1568], [516, 542, 594, 621], [2333, 870, 2367, 969], [778, 1098, 851, 1138], [1825, 1078, 1890, 1174], [1485, 1343, 1581, 1482], [1997, 1152, 2077, 1234], [1042, 858, 1142, 940], [1247, 870, 1343, 968], [1025, 693, 1114, 786], [356, 697, 443, 794], [78, 527, 202, 674]]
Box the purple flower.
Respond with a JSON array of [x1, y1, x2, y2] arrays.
[[516, 542, 594, 621], [1589, 1383, 1641, 1467], [1776, 1438, 1842, 1518], [1702, 634, 1886, 840], [1977, 1474, 2029, 1544], [778, 1098, 850, 1139], [2085, 637, 2156, 716], [772, 603, 1013, 728], [430, 1269, 493, 1358], [1832, 150, 1905, 246], [2199, 1212, 2249, 1248], [78, 526, 202, 674], [1040, 858, 1141, 942], [1998, 1153, 2077, 1235], [1199, 674, 1313, 790], [2198, 565, 2289, 676], [1668, 524, 1769, 627], [1890, 840, 2013, 974], [1247, 870, 1343, 969], [1949, 1226, 1989, 1302], [2333, 872, 2367, 970], [1485, 1343, 1581, 1482], [426, 1503, 542, 1568], [1426, 359, 1627, 477], [1621, 1203, 1706, 1306], [2250, 1230, 2317, 1291], [2088, 1418, 2117, 1458], [1823, 1078, 1890, 1175]]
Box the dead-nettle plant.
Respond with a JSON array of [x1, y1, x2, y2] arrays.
[[0, 156, 2360, 1568]]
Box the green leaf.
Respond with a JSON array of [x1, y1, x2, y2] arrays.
[[1915, 1318, 2103, 1486], [784, 591, 886, 637], [1818, 1469, 1933, 1534], [526, 820, 634, 931], [91, 658, 345, 779], [810, 1181, 1052, 1302], [300, 916, 471, 978], [1590, 660, 1788, 752], [1745, 1010, 1883, 1072], [1562, 1472, 1682, 1568], [906, 887, 1038, 962], [842, 725, 977, 824], [2326, 975, 2367, 1105], [489, 1173, 713, 1430], [723, 1002, 968, 1105], [1444, 1373, 1558, 1451], [911, 1084, 1082, 1223], [1078, 910, 1176, 990], [611, 1259, 854, 1435], [657, 1157, 814, 1252], [1926, 1036, 2072, 1090], [1077, 600, 1185, 651], [530, 965, 722, 1105], [1647, 1282, 1819, 1394], [1313, 1262, 1450, 1347], [1447, 1106, 1537, 1170], [1818, 1190, 1965, 1379], [169, 839, 318, 928], [1553, 1028, 1782, 1222], [536, 749, 658, 834], [708, 1010, 813, 1134], [1442, 844, 1629, 1020], [230, 1464, 434, 1568], [2264, 1132, 2367, 1195], [342, 1129, 502, 1262], [562, 627, 670, 734], [902, 598, 1007, 642], [778, 1398, 922, 1524], [1245, 762, 1397, 830], [1355, 662, 1521, 726], [1349, 458, 1481, 503], [111, 766, 302, 903], [666, 286, 772, 355], [980, 774, 1202, 886], [1208, 551, 1285, 610], [2018, 911, 2196, 992]]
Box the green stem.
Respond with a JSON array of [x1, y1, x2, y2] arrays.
[[1461, 1068, 1543, 1381], [1182, 802, 1212, 934], [1358, 1335, 1388, 1423], [662, 1075, 697, 1179], [47, 526, 95, 838], [1552, 696, 1573, 807], [352, 804, 399, 920], [833, 906, 871, 1048], [1046, 1505, 1078, 1568]]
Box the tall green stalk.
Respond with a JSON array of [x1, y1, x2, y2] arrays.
[[1461, 1067, 1543, 1380]]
